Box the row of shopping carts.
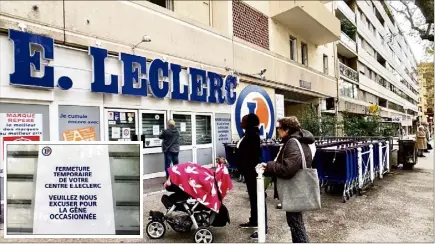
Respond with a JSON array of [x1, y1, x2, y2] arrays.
[[314, 139, 390, 202], [224, 137, 393, 203]]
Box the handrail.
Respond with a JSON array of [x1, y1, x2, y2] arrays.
[[339, 62, 358, 82]]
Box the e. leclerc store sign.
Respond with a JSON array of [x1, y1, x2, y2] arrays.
[[7, 29, 238, 103]]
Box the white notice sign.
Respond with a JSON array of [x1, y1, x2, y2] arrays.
[[32, 145, 116, 235], [275, 94, 285, 120], [111, 127, 121, 139], [152, 125, 160, 136], [180, 123, 186, 132]]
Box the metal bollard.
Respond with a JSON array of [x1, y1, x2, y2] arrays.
[[255, 164, 266, 243], [369, 144, 374, 183], [378, 142, 383, 179], [357, 147, 363, 190], [386, 141, 390, 173]]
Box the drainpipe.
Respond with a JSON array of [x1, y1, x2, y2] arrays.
[[333, 31, 340, 136], [208, 0, 213, 27]]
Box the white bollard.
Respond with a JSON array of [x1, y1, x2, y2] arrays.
[[378, 142, 383, 179], [386, 141, 390, 173], [369, 144, 374, 183], [255, 164, 266, 243], [357, 148, 363, 190]]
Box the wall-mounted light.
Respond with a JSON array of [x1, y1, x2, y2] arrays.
[[18, 23, 27, 32], [132, 35, 152, 50]]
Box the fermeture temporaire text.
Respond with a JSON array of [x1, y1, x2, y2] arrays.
[[45, 166, 101, 189]]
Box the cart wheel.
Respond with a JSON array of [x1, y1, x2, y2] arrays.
[[403, 164, 415, 170], [146, 221, 166, 239], [194, 227, 214, 243]]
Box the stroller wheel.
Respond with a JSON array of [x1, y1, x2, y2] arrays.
[[146, 220, 166, 239], [194, 227, 214, 243]]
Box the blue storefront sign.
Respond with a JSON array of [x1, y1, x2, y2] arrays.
[[7, 29, 238, 104]]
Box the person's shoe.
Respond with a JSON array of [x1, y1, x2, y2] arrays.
[[276, 203, 282, 209], [239, 222, 257, 229], [250, 231, 268, 239]]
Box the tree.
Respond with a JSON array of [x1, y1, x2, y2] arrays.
[[298, 107, 337, 137], [389, 0, 434, 42], [419, 62, 434, 116]]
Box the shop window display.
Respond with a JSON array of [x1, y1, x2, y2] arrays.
[[106, 110, 136, 141]]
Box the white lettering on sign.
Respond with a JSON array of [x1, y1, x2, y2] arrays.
[[32, 145, 115, 235]]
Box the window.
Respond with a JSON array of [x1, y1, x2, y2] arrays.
[[148, 0, 174, 10], [173, 114, 192, 146], [339, 81, 358, 99], [301, 43, 308, 66], [359, 62, 366, 74], [323, 55, 328, 74], [140, 111, 166, 148], [290, 36, 297, 61], [106, 110, 137, 141], [195, 115, 212, 145]]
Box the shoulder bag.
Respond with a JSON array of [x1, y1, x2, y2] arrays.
[[276, 138, 321, 212]]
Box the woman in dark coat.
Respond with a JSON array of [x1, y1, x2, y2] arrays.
[[235, 113, 267, 239], [259, 116, 314, 243]]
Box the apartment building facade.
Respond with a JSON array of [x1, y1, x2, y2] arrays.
[[333, 0, 420, 133], [0, 0, 340, 177]]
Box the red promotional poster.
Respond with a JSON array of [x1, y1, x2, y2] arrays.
[[1, 136, 40, 160]]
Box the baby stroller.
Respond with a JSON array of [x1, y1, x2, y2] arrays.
[[146, 160, 232, 243]]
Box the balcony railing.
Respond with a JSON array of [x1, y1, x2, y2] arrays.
[[339, 62, 358, 82], [340, 32, 357, 52]]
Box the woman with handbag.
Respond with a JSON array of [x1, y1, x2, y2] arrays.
[[257, 116, 319, 243]]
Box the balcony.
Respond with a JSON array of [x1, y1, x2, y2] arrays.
[[270, 1, 340, 45], [339, 62, 358, 83], [337, 32, 357, 57], [336, 1, 356, 24]]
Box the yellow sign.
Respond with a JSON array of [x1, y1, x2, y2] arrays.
[[62, 127, 97, 141]]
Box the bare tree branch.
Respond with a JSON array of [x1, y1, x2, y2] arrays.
[[390, 1, 434, 42]]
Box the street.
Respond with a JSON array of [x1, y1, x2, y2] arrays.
[[0, 145, 433, 243]]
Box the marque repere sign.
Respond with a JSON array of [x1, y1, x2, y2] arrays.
[[8, 29, 238, 104]]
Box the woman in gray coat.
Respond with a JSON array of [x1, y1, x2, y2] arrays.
[[258, 116, 314, 243]]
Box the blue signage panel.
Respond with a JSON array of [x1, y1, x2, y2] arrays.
[[8, 29, 238, 105]]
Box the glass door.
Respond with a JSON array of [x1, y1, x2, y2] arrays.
[[194, 113, 214, 166], [139, 110, 167, 152], [139, 110, 167, 176], [170, 112, 194, 164]]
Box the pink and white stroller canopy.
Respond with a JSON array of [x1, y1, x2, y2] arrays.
[[165, 162, 233, 213]]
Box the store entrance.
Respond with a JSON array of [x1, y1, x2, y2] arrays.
[[170, 111, 213, 167]]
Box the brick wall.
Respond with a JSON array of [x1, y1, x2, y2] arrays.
[[232, 0, 269, 50]]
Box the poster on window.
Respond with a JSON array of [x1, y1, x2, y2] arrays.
[[0, 113, 43, 160], [58, 106, 100, 141]]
